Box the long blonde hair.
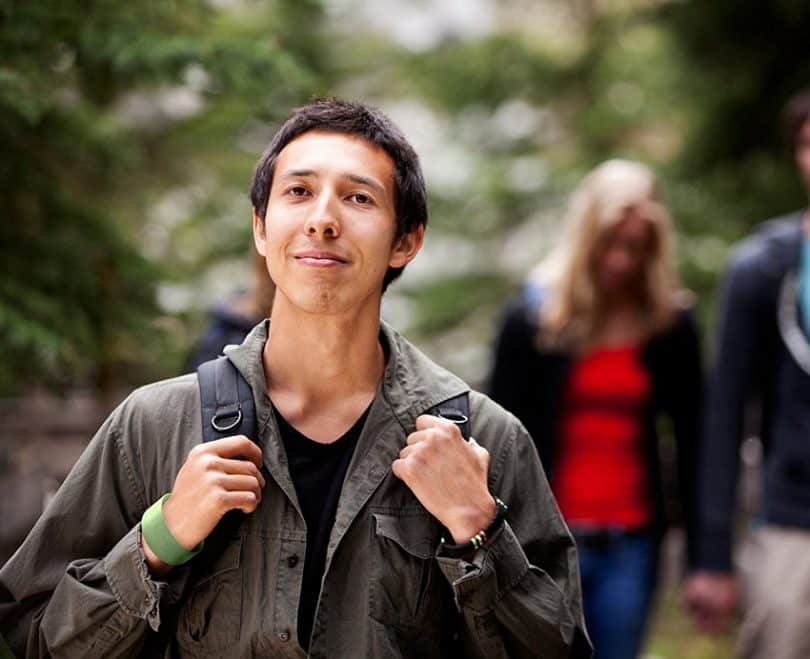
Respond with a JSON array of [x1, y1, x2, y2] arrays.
[[532, 159, 685, 349]]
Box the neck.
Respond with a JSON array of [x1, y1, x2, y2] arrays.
[[262, 296, 385, 411], [599, 290, 644, 315]]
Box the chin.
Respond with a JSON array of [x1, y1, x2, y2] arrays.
[[296, 290, 353, 316]]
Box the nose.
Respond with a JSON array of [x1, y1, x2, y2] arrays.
[[608, 249, 632, 273], [304, 191, 341, 239]]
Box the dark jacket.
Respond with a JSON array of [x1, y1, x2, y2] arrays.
[[185, 300, 260, 372], [489, 285, 702, 565], [1, 320, 590, 658], [697, 210, 810, 571]]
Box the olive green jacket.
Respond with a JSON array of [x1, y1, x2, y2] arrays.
[[0, 321, 589, 658]]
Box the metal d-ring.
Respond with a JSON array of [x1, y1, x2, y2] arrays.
[[438, 410, 469, 428], [211, 406, 243, 432]]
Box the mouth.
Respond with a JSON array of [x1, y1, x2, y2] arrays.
[[293, 251, 349, 266]]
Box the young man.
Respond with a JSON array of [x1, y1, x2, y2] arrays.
[[686, 89, 810, 658], [0, 99, 589, 658]]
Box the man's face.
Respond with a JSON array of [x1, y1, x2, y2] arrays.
[[797, 118, 810, 194], [253, 130, 422, 317]]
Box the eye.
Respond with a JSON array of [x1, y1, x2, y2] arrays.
[[350, 192, 372, 205], [287, 186, 309, 198]]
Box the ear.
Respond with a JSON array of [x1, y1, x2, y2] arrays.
[[252, 208, 267, 256], [389, 225, 425, 269]]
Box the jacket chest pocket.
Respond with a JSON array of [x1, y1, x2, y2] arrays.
[[369, 511, 445, 632], [176, 536, 244, 654]]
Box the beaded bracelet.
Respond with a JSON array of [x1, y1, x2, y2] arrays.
[[141, 493, 204, 566], [439, 497, 508, 558]]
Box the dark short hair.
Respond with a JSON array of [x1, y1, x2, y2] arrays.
[[782, 88, 810, 153], [249, 98, 428, 290]]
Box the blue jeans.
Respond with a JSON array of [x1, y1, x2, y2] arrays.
[[575, 530, 658, 659]]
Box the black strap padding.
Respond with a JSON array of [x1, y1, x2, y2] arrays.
[[429, 392, 471, 441], [198, 356, 257, 444]]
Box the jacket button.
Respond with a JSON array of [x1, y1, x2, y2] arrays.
[[287, 555, 299, 568], [278, 630, 290, 642]]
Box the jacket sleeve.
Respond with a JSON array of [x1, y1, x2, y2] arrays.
[[697, 251, 766, 572], [657, 310, 704, 568], [0, 398, 189, 658], [435, 406, 591, 659]]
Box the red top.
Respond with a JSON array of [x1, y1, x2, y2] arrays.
[[552, 344, 653, 530]]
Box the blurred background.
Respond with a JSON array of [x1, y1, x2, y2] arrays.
[[3, 1, 810, 656]]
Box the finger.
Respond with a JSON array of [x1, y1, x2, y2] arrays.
[[398, 445, 414, 459], [391, 457, 409, 481], [472, 440, 490, 466], [405, 429, 429, 446], [210, 435, 263, 467], [415, 414, 456, 432], [218, 458, 266, 488], [219, 474, 264, 497], [222, 490, 260, 514]]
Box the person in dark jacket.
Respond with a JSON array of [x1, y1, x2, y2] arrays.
[[185, 250, 275, 371], [490, 159, 702, 659], [685, 88, 810, 659]]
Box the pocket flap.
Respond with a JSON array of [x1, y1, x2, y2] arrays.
[[372, 513, 436, 560]]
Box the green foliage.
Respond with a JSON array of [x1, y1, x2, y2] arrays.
[[401, 273, 513, 337], [0, 0, 329, 393], [403, 35, 566, 112], [5, 0, 810, 393]]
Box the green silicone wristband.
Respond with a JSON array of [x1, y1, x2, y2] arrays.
[[142, 493, 203, 566]]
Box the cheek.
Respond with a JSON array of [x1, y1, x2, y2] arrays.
[[799, 149, 810, 175]]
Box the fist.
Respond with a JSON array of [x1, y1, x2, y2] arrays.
[[684, 570, 739, 633], [392, 415, 495, 543], [160, 435, 265, 551]]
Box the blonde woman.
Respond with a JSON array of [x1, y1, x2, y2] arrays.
[[489, 160, 702, 659]]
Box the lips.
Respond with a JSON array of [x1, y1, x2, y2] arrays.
[[292, 250, 349, 265]]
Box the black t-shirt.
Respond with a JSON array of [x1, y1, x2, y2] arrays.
[[274, 404, 369, 651]]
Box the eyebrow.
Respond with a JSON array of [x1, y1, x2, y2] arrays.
[[346, 174, 386, 197], [279, 169, 387, 197]]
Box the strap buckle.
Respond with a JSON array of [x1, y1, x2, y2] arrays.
[[211, 404, 243, 432]]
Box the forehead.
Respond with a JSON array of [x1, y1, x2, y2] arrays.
[[274, 130, 395, 187]]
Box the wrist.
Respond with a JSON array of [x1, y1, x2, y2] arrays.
[[448, 495, 497, 544], [141, 493, 204, 567], [161, 494, 202, 551], [141, 533, 173, 578], [441, 497, 508, 558]]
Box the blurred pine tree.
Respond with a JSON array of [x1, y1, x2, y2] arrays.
[[0, 0, 329, 394]]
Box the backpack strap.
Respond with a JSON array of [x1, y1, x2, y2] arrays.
[[192, 355, 260, 564], [197, 355, 257, 444], [428, 392, 471, 441], [427, 391, 471, 656]]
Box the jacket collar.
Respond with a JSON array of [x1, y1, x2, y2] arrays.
[[752, 210, 805, 277], [223, 318, 469, 430]]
